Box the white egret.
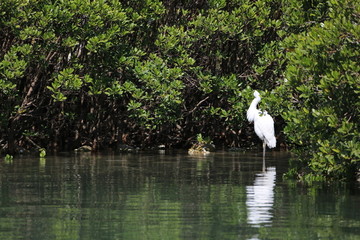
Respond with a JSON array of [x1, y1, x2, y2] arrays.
[[247, 90, 276, 171]]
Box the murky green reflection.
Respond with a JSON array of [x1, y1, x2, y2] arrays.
[[0, 151, 359, 240]]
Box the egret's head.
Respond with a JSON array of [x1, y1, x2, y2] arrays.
[[254, 90, 260, 98]]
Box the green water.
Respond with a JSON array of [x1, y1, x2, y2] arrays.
[[0, 151, 359, 240]]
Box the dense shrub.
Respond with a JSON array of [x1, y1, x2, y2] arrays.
[[0, 0, 358, 181], [279, 0, 359, 181]]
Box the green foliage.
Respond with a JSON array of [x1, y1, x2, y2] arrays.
[[39, 148, 46, 158], [47, 68, 83, 101], [280, 0, 360, 181], [124, 54, 185, 129], [196, 133, 213, 145], [4, 154, 13, 164], [0, 0, 283, 146], [0, 44, 32, 93]]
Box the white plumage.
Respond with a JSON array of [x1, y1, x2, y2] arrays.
[[254, 113, 276, 148], [247, 90, 276, 171]]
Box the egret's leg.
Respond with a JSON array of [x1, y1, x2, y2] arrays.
[[262, 141, 266, 172]]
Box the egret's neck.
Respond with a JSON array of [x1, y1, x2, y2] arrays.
[[250, 96, 261, 110], [247, 96, 261, 122]]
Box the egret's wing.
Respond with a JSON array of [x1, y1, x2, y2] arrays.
[[257, 114, 276, 148]]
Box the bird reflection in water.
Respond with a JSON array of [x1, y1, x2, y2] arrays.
[[246, 167, 276, 227]]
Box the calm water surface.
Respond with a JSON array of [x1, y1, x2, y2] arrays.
[[0, 151, 359, 240]]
